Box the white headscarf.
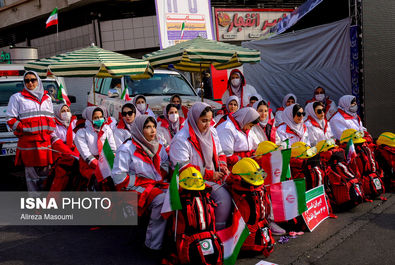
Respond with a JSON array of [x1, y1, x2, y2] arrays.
[[187, 102, 214, 170], [338, 95, 357, 118], [305, 101, 325, 129], [282, 93, 297, 108], [130, 115, 159, 159], [232, 107, 260, 129], [253, 99, 269, 126], [226, 95, 240, 113], [282, 104, 305, 138], [54, 103, 70, 127], [132, 94, 147, 114], [23, 71, 44, 101]]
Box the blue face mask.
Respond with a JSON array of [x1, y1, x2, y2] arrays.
[[93, 118, 105, 128]]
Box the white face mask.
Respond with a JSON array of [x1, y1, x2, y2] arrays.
[[168, 113, 179, 123], [349, 105, 358, 113], [231, 78, 241, 87], [315, 94, 325, 102], [136, 103, 146, 113], [60, 112, 71, 122]]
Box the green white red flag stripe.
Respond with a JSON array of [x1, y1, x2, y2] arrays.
[[95, 138, 115, 182], [57, 84, 71, 106], [217, 210, 249, 265], [121, 83, 131, 101], [345, 138, 356, 163], [46, 8, 58, 28], [161, 164, 182, 217], [260, 149, 292, 184], [270, 179, 307, 222], [180, 22, 186, 40]]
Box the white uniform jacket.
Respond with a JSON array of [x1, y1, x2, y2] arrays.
[[51, 119, 77, 144], [221, 84, 259, 108], [274, 107, 285, 127], [114, 127, 131, 149], [74, 121, 116, 164], [277, 123, 310, 146], [305, 117, 334, 146], [329, 109, 366, 140], [156, 117, 185, 150], [249, 123, 281, 149]]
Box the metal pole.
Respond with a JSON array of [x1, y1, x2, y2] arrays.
[[200, 63, 204, 102], [93, 78, 96, 105]]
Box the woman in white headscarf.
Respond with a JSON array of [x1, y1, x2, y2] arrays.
[[156, 103, 186, 152], [221, 69, 259, 108], [112, 115, 169, 251], [305, 86, 337, 120], [277, 103, 310, 146], [274, 93, 297, 127], [214, 95, 240, 125], [329, 95, 367, 141], [250, 99, 281, 149], [113, 103, 136, 149], [216, 107, 260, 167], [6, 71, 56, 191], [305, 101, 334, 146], [74, 106, 116, 183], [169, 102, 231, 230], [132, 94, 156, 118]]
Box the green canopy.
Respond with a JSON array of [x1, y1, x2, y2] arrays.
[[25, 44, 153, 79], [143, 36, 260, 72]]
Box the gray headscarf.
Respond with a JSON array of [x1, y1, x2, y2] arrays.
[[187, 102, 214, 170], [130, 115, 159, 159], [23, 71, 44, 101], [282, 104, 305, 138], [54, 103, 70, 127], [226, 95, 240, 113], [338, 95, 357, 118], [282, 93, 297, 108], [163, 104, 180, 136], [82, 106, 105, 122], [132, 94, 147, 114], [305, 101, 325, 128], [232, 107, 260, 129]]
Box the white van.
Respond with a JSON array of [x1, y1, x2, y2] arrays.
[[0, 65, 74, 157], [87, 69, 222, 118]]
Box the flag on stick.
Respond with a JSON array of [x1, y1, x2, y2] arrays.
[[121, 83, 131, 101], [161, 164, 182, 217], [46, 8, 58, 28], [95, 138, 115, 182], [270, 179, 307, 222], [345, 138, 357, 163], [180, 22, 186, 40], [57, 84, 71, 106]]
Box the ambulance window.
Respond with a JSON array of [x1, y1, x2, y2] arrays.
[[94, 78, 102, 93], [98, 78, 112, 95]]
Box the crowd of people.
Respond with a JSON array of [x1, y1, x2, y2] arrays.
[[6, 70, 394, 263]]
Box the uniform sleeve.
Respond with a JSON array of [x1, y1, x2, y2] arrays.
[[218, 127, 235, 157], [276, 125, 287, 142], [6, 94, 23, 135], [112, 144, 134, 186], [326, 101, 337, 120], [274, 111, 283, 127], [159, 146, 170, 177], [169, 135, 191, 170], [106, 127, 117, 152], [113, 128, 124, 149], [329, 115, 347, 140], [74, 130, 95, 164]]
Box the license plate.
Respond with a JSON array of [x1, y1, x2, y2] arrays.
[[1, 147, 17, 156]]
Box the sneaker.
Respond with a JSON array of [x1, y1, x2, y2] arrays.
[[269, 221, 286, 236]]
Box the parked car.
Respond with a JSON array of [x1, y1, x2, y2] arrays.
[[0, 65, 74, 157], [87, 69, 222, 118]]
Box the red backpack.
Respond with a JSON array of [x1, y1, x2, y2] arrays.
[[226, 175, 274, 257], [320, 148, 365, 206], [375, 145, 395, 191], [165, 188, 223, 265], [290, 156, 325, 191]]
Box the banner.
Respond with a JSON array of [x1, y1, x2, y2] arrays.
[[155, 0, 215, 48], [302, 185, 330, 232], [214, 8, 292, 41]]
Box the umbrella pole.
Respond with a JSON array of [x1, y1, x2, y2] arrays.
[[93, 78, 96, 105], [200, 63, 204, 102]]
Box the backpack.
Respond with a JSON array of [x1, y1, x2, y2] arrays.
[[353, 143, 385, 198], [227, 175, 274, 257], [375, 145, 395, 192], [167, 188, 223, 265], [290, 156, 325, 191], [320, 148, 364, 206]]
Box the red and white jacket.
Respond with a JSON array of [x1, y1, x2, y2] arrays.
[[51, 116, 79, 160], [156, 116, 185, 151], [274, 107, 285, 127], [113, 118, 132, 149], [112, 139, 169, 214], [215, 115, 255, 166], [277, 123, 310, 146], [305, 97, 337, 120], [305, 116, 334, 146], [329, 109, 366, 141], [169, 122, 227, 182], [6, 90, 56, 167]]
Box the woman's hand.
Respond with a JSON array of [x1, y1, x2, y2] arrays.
[[213, 171, 225, 181]]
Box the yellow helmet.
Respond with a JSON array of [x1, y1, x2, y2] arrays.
[[340, 129, 366, 144], [255, 141, 279, 156], [316, 139, 338, 153], [377, 132, 395, 147], [179, 167, 205, 191], [231, 158, 266, 186], [291, 142, 317, 159]]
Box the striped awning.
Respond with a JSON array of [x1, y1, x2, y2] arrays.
[[25, 45, 153, 79], [143, 36, 261, 72]]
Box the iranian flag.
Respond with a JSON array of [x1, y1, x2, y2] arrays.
[[180, 22, 186, 40], [121, 83, 131, 101], [46, 8, 58, 28], [259, 149, 292, 184], [270, 179, 307, 222], [57, 84, 71, 106], [217, 210, 249, 265], [345, 138, 357, 163], [161, 164, 182, 218], [95, 138, 115, 182]]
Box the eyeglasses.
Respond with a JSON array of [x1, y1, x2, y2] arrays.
[[122, 111, 135, 117], [316, 108, 324, 114], [24, 78, 37, 84], [296, 111, 306, 117]]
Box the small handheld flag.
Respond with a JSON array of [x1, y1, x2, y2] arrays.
[[161, 164, 182, 217], [46, 8, 58, 28], [57, 84, 71, 106]]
